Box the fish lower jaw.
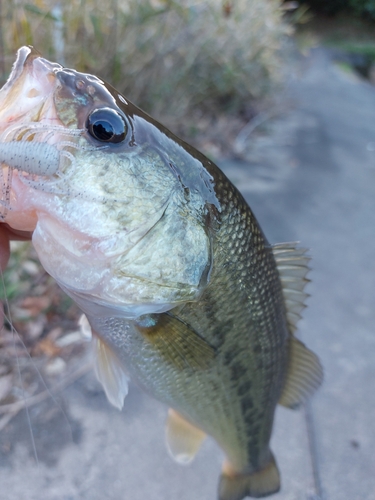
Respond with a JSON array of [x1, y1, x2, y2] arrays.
[[0, 170, 37, 229], [1, 207, 37, 232]]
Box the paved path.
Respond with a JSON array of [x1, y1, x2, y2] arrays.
[[0, 47, 374, 500]]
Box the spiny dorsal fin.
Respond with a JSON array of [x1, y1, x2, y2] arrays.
[[93, 334, 130, 411], [272, 242, 310, 333], [166, 409, 206, 465], [279, 337, 323, 409]]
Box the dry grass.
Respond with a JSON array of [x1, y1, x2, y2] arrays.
[[0, 0, 291, 147], [0, 241, 89, 426]]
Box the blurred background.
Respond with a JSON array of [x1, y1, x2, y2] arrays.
[[0, 1, 374, 499], [0, 0, 371, 153]]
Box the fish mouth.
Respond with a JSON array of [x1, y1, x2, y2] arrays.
[[0, 46, 62, 134], [0, 46, 42, 94], [0, 47, 66, 230]]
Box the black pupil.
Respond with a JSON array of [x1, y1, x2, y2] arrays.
[[93, 120, 115, 141], [87, 108, 127, 143]]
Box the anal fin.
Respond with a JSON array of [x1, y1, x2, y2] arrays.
[[219, 455, 280, 500], [279, 337, 323, 409], [166, 409, 206, 464]]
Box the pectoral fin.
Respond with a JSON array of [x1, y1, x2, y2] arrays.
[[93, 334, 129, 411], [136, 313, 216, 371], [279, 337, 323, 409], [166, 409, 206, 464]]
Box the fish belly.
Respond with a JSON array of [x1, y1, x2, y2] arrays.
[[88, 311, 286, 474]]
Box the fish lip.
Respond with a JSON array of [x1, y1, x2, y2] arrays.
[[4, 47, 38, 88], [0, 46, 43, 95], [0, 46, 63, 138]]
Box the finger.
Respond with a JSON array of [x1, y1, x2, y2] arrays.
[[1, 224, 33, 241], [0, 225, 11, 271]]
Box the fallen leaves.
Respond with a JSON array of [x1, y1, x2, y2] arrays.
[[0, 241, 90, 431], [19, 295, 52, 317]]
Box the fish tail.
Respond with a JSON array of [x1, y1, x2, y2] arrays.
[[218, 455, 280, 500]]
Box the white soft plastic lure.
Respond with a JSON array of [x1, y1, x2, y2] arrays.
[[0, 141, 60, 176]]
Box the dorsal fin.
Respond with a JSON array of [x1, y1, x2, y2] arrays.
[[272, 242, 310, 333], [273, 243, 323, 408]]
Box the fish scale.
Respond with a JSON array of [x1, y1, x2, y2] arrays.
[[0, 46, 323, 500], [172, 168, 288, 472]]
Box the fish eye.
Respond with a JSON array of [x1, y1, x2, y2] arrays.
[[86, 107, 127, 143]]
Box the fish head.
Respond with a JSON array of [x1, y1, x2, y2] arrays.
[[0, 47, 218, 320]]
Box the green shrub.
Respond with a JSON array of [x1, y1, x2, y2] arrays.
[[349, 0, 375, 18], [306, 0, 375, 19]]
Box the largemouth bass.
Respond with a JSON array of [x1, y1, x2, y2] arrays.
[[0, 47, 322, 500]]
